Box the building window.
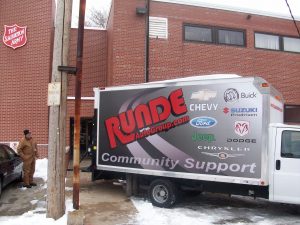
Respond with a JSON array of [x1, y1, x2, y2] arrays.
[[255, 33, 280, 50], [283, 37, 300, 53], [185, 26, 212, 43], [255, 32, 300, 53], [281, 131, 300, 159], [184, 24, 245, 47], [284, 105, 300, 123], [218, 29, 245, 46], [149, 17, 168, 39]]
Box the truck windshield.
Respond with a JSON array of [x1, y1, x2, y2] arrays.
[[281, 131, 300, 158]]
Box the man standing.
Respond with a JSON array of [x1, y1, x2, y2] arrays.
[[17, 129, 39, 188]]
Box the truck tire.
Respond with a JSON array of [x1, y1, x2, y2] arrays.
[[148, 179, 177, 208]]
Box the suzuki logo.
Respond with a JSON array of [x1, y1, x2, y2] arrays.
[[223, 107, 229, 114], [190, 117, 217, 129], [235, 121, 249, 137]]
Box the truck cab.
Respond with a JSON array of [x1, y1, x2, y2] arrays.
[[269, 124, 300, 204]]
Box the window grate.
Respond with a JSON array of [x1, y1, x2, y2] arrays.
[[150, 17, 168, 39]]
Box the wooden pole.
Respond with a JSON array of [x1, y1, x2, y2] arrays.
[[47, 0, 72, 219], [73, 0, 86, 210]]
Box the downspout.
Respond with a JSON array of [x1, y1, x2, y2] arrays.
[[145, 0, 150, 82]]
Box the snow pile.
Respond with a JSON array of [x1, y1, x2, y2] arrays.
[[129, 196, 300, 225], [34, 158, 48, 182], [65, 187, 73, 191], [0, 159, 74, 225], [0, 199, 73, 225], [129, 198, 218, 225]]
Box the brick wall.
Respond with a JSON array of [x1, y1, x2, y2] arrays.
[[66, 29, 107, 145], [108, 0, 300, 105], [0, 0, 54, 149], [0, 1, 107, 155], [1, 0, 300, 156], [107, 0, 147, 86]]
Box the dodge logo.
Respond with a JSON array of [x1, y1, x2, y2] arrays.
[[234, 121, 249, 137]]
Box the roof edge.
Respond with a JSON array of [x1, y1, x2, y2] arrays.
[[153, 0, 300, 21]]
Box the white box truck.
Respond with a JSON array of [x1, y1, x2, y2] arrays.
[[91, 75, 300, 207]]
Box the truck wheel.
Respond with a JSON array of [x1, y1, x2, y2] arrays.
[[148, 179, 177, 208]]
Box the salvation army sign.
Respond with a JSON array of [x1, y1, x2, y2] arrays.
[[2, 24, 27, 49]]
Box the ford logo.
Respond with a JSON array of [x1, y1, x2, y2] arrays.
[[190, 117, 217, 128]]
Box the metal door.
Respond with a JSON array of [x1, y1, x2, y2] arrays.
[[273, 128, 300, 204]]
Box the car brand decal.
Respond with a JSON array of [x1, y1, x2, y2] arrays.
[[234, 121, 250, 137], [224, 88, 257, 103], [223, 107, 258, 116], [201, 152, 244, 160], [192, 133, 216, 142], [189, 103, 218, 111], [190, 89, 217, 101], [227, 138, 256, 143], [190, 117, 217, 128], [224, 88, 239, 103]]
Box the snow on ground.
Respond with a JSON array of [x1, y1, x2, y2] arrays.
[[129, 195, 300, 225], [129, 198, 216, 225], [0, 199, 73, 225], [0, 159, 74, 225], [2, 158, 300, 225], [34, 158, 48, 182]]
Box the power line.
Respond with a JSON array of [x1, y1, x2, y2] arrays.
[[284, 0, 300, 37]]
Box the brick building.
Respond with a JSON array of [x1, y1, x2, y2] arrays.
[[0, 0, 300, 157]]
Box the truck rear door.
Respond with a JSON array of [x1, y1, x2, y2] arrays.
[[273, 128, 300, 204]]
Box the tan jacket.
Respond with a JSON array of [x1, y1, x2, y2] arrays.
[[17, 138, 38, 160]]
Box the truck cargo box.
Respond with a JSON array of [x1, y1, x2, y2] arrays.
[[95, 75, 283, 186]]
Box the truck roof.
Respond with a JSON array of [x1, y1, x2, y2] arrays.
[[270, 123, 300, 129], [143, 74, 241, 84], [97, 74, 245, 91]]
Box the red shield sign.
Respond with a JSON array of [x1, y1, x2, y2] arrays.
[[3, 24, 27, 49]]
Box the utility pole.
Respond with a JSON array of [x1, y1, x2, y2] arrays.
[[73, 0, 86, 210], [47, 0, 72, 219], [145, 0, 150, 83]]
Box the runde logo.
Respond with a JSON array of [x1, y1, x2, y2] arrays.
[[224, 88, 239, 103], [190, 117, 217, 128], [235, 121, 249, 137]]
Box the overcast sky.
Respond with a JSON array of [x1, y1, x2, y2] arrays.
[[71, 0, 300, 27]]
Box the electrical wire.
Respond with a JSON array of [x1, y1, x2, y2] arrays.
[[284, 0, 300, 37]]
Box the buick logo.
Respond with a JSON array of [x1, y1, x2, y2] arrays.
[[190, 117, 217, 128], [224, 88, 239, 103], [235, 121, 249, 137]]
